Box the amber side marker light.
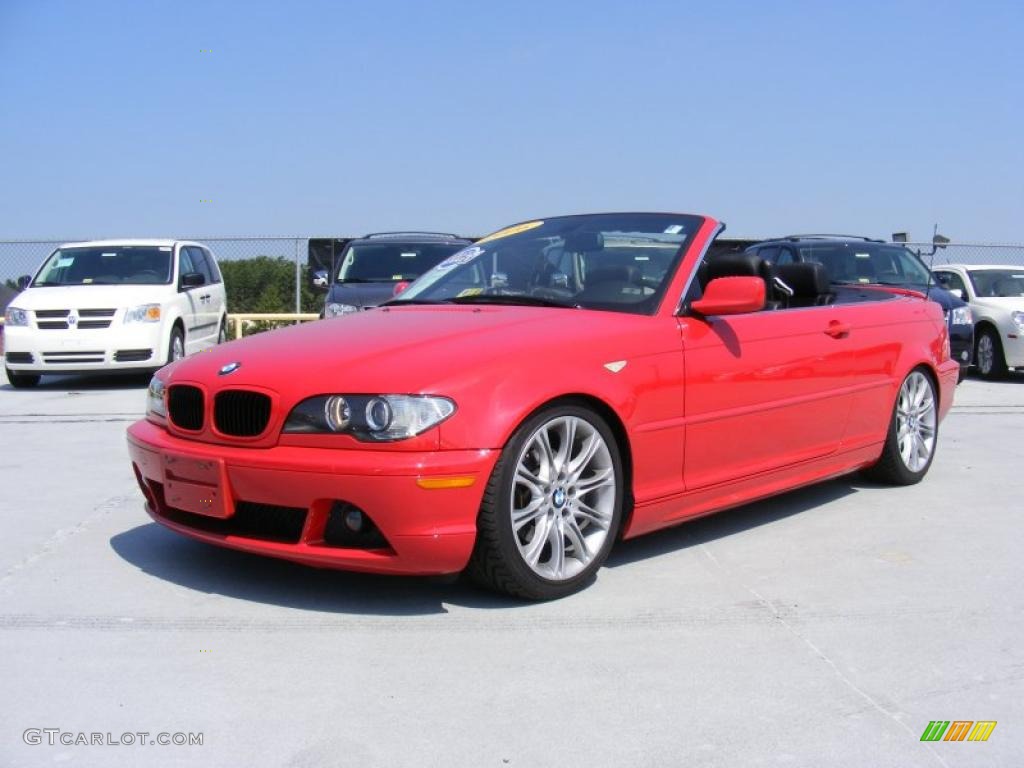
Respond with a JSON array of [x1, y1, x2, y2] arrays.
[[417, 476, 476, 490]]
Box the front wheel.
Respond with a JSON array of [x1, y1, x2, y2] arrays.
[[863, 368, 938, 485], [468, 404, 623, 600], [167, 327, 185, 365], [975, 327, 1007, 380]]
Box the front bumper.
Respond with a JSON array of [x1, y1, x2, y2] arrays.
[[4, 323, 164, 373], [1000, 329, 1024, 368], [127, 420, 497, 575]]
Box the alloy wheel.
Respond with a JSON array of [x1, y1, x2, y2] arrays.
[[977, 334, 994, 375], [895, 371, 936, 472], [510, 415, 616, 581]]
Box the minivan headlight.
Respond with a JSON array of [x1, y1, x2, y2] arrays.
[[146, 377, 167, 421], [284, 394, 455, 441], [125, 304, 162, 323], [4, 307, 29, 326]]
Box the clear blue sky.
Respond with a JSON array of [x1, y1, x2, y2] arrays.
[[1, 0, 1021, 241]]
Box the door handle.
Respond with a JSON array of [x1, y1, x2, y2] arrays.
[[824, 320, 850, 338]]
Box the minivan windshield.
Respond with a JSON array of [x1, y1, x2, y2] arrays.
[[335, 243, 466, 283], [390, 213, 702, 315], [33, 246, 174, 286]]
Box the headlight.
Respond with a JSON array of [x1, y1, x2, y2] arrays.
[[146, 377, 167, 421], [948, 306, 973, 326], [324, 303, 359, 318], [284, 394, 455, 441], [3, 307, 29, 326], [1012, 311, 1024, 333], [125, 304, 162, 323]]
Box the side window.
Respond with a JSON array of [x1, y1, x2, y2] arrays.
[[758, 246, 780, 263], [937, 270, 966, 294], [189, 247, 215, 284], [178, 247, 196, 282], [201, 248, 222, 283], [775, 247, 795, 266]]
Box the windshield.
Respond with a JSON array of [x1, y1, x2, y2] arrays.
[[794, 243, 932, 287], [391, 213, 702, 315], [968, 269, 1024, 298], [33, 246, 173, 286], [336, 243, 466, 283]]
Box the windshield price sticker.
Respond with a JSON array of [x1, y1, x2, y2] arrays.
[[476, 220, 544, 244], [437, 246, 484, 270]]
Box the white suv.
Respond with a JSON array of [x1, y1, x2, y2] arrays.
[[3, 239, 228, 388]]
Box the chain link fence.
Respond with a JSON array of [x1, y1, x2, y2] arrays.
[[903, 242, 1024, 267]]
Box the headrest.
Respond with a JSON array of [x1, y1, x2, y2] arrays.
[[775, 261, 830, 297], [705, 252, 766, 281]]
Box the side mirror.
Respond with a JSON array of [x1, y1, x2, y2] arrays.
[[180, 272, 205, 289], [690, 276, 765, 316], [17, 275, 31, 290], [948, 288, 964, 300]]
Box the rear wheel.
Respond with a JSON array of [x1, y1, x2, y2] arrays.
[[975, 327, 1007, 380], [5, 368, 40, 388], [863, 368, 938, 485], [468, 404, 623, 600]]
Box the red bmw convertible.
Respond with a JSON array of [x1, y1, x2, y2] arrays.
[[127, 213, 958, 599]]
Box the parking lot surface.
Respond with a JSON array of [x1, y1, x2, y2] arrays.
[[1, 367, 1021, 767]]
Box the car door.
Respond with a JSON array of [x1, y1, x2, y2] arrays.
[[199, 246, 227, 339], [176, 246, 205, 354], [679, 302, 858, 491], [188, 247, 220, 347]]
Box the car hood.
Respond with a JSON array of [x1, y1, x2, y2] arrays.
[[11, 285, 174, 310], [324, 282, 397, 309], [166, 305, 666, 397]]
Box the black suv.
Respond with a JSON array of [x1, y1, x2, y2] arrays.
[[746, 235, 974, 381], [319, 232, 472, 318]]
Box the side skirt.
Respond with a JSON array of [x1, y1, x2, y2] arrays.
[[622, 442, 884, 539]]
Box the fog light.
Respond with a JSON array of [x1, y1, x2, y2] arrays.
[[344, 508, 363, 531]]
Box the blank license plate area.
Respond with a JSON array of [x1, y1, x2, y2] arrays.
[[162, 453, 232, 518]]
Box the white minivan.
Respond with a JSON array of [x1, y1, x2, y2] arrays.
[[3, 240, 228, 388]]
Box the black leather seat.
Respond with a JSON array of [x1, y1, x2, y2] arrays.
[[774, 262, 831, 307], [698, 252, 779, 308]]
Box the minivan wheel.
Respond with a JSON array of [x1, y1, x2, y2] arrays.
[[5, 368, 40, 388], [467, 404, 623, 600], [168, 327, 185, 364]]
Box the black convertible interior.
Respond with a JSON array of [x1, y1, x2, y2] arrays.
[[692, 250, 898, 311]]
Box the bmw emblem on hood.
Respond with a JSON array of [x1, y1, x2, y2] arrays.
[[219, 362, 242, 376]]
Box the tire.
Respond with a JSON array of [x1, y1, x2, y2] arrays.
[[167, 326, 185, 364], [467, 404, 623, 600], [863, 368, 938, 486], [975, 326, 1007, 380], [5, 367, 40, 388]]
